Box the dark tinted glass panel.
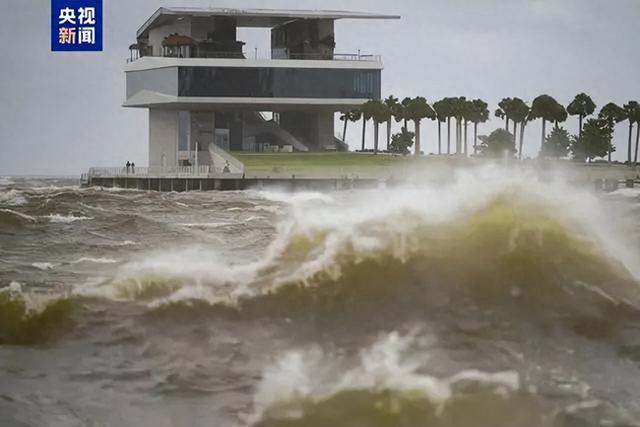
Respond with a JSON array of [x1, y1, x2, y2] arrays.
[[178, 67, 380, 99]]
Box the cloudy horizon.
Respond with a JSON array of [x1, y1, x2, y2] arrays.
[[1, 0, 638, 175]]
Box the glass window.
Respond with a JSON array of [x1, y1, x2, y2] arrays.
[[178, 67, 380, 99]]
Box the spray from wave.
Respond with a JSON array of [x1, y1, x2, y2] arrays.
[[0, 282, 76, 345], [88, 165, 640, 321], [248, 331, 551, 427]]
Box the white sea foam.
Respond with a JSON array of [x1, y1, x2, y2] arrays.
[[608, 187, 640, 199], [250, 331, 520, 422], [0, 189, 27, 206], [255, 190, 334, 204], [0, 281, 23, 294], [72, 257, 118, 265], [45, 214, 93, 223], [178, 222, 233, 229], [29, 185, 80, 193], [32, 262, 58, 271], [0, 177, 14, 187], [93, 163, 640, 305], [88, 186, 140, 193]]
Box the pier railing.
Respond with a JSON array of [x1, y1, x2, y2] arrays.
[[87, 166, 211, 178]]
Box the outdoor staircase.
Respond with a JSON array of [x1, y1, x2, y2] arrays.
[[250, 113, 310, 152], [208, 143, 244, 174]]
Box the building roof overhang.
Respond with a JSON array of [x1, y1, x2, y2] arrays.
[[137, 7, 401, 39], [123, 91, 372, 111]]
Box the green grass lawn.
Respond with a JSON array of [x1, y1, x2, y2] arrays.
[[232, 152, 416, 172]]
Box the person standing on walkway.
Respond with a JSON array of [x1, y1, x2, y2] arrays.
[[131, 162, 135, 174], [126, 161, 131, 174]]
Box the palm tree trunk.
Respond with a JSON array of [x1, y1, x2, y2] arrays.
[[342, 119, 348, 143], [506, 118, 509, 131], [473, 122, 478, 155], [414, 119, 421, 156], [463, 119, 468, 156], [447, 118, 451, 154], [578, 115, 583, 141], [386, 119, 392, 150], [437, 121, 442, 155], [540, 119, 546, 156], [374, 122, 379, 154], [513, 121, 517, 154], [361, 118, 366, 151], [628, 122, 634, 166], [519, 121, 526, 160], [634, 123, 640, 166], [608, 122, 612, 164]]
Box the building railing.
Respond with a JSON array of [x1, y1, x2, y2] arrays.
[[126, 51, 381, 64], [87, 166, 211, 178]]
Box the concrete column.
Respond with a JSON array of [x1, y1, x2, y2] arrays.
[[316, 111, 335, 150], [149, 109, 179, 168]]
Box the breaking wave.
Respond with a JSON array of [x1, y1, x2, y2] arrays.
[[0, 189, 27, 206], [249, 331, 547, 427], [85, 165, 640, 329], [0, 282, 76, 345]]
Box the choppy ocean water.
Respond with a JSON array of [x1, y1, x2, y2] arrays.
[[2, 166, 640, 427]]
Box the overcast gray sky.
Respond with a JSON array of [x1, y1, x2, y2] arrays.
[[1, 0, 638, 175]]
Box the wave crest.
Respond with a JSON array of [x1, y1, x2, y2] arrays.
[[0, 284, 76, 345], [90, 166, 640, 324], [248, 332, 548, 427]]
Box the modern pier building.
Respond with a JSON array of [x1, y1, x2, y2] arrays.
[[124, 7, 399, 172]]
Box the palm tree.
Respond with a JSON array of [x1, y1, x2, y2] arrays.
[[468, 99, 489, 155], [432, 99, 449, 155], [461, 99, 476, 156], [371, 101, 390, 154], [450, 97, 467, 154], [496, 97, 526, 155], [384, 96, 400, 150], [623, 101, 639, 166], [567, 93, 596, 141], [404, 97, 436, 155], [400, 97, 412, 129], [598, 102, 627, 163], [393, 98, 410, 140], [495, 107, 507, 129], [509, 98, 530, 160], [444, 98, 455, 154], [339, 110, 349, 142], [360, 100, 378, 151], [496, 98, 514, 130], [339, 109, 361, 145], [529, 95, 567, 156]]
